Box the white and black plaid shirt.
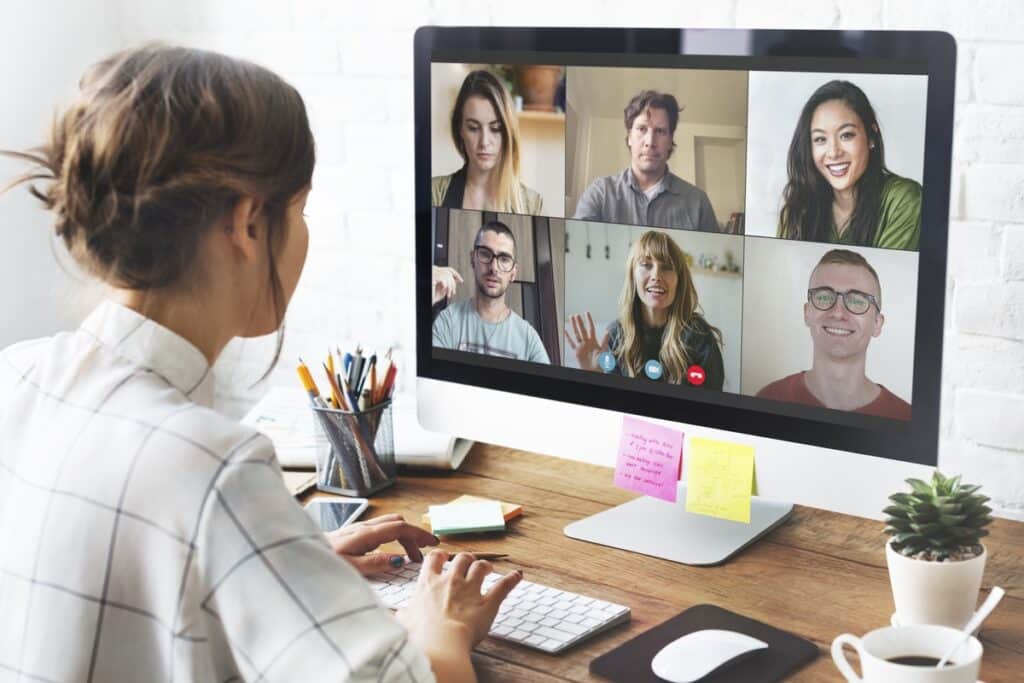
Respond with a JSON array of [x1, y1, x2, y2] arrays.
[[0, 301, 434, 682]]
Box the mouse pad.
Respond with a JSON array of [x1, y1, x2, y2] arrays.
[[590, 603, 819, 682]]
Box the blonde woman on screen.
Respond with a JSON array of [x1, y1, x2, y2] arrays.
[[0, 44, 519, 682], [565, 230, 724, 389], [432, 69, 543, 214]]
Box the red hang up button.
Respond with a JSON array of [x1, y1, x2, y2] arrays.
[[686, 365, 706, 386]]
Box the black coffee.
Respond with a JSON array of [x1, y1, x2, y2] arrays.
[[886, 655, 943, 667]]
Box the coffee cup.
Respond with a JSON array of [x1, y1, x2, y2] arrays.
[[831, 624, 982, 682]]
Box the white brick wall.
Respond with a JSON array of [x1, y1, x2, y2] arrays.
[[100, 0, 1024, 517]]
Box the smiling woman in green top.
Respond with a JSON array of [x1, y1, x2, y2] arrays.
[[778, 80, 922, 251]]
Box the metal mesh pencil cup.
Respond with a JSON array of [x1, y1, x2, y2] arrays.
[[311, 401, 396, 496]]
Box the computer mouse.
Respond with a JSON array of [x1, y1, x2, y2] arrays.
[[650, 629, 769, 682]]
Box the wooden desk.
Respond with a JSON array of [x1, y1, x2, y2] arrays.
[[308, 445, 1024, 682]]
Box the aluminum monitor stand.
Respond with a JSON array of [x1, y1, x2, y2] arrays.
[[564, 484, 793, 566]]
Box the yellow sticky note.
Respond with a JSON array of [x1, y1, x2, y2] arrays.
[[685, 437, 755, 523]]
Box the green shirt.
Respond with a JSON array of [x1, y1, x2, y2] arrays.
[[779, 174, 923, 250]]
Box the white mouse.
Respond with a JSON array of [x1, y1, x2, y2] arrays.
[[650, 629, 769, 683]]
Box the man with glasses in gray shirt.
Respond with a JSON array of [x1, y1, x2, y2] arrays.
[[432, 220, 550, 364], [574, 90, 719, 232]]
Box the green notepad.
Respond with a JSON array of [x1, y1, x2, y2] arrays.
[[428, 501, 506, 535]]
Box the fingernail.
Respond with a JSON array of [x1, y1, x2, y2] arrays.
[[432, 535, 441, 543], [389, 555, 405, 568]]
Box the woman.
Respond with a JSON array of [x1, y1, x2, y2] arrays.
[[778, 80, 922, 250], [432, 69, 543, 213], [0, 44, 519, 682], [565, 230, 724, 389]]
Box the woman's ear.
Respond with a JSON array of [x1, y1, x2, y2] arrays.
[[226, 196, 265, 263]]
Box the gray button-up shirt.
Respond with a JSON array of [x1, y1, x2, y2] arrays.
[[573, 167, 720, 232]]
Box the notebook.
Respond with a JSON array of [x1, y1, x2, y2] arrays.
[[590, 604, 818, 682], [428, 500, 506, 535], [242, 387, 472, 469]]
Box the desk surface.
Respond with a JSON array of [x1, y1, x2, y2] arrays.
[[308, 445, 1024, 682]]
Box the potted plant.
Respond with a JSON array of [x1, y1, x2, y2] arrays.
[[883, 471, 993, 628]]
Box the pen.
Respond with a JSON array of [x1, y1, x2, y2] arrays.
[[323, 363, 350, 411], [357, 353, 376, 397]]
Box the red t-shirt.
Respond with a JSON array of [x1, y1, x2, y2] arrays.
[[756, 371, 911, 420]]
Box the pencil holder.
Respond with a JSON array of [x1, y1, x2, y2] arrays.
[[311, 401, 396, 496]]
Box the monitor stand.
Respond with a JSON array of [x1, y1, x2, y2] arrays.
[[564, 484, 793, 566]]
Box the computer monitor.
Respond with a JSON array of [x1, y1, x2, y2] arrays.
[[414, 27, 955, 562]]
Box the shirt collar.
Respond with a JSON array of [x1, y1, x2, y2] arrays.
[[625, 166, 679, 195], [80, 300, 215, 407]]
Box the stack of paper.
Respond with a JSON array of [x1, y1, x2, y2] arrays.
[[428, 500, 507, 535], [422, 494, 523, 526]]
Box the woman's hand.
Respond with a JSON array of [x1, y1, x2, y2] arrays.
[[432, 265, 464, 305], [564, 312, 611, 371], [325, 513, 439, 575], [396, 550, 523, 669]]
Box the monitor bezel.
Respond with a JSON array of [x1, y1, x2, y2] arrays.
[[414, 27, 955, 466]]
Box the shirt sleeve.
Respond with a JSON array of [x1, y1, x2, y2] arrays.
[[573, 179, 604, 220], [699, 192, 720, 232], [874, 177, 922, 250], [526, 326, 551, 365], [689, 324, 725, 391], [194, 443, 435, 682], [431, 306, 454, 349]]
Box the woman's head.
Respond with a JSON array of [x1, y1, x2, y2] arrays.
[[449, 69, 524, 211], [4, 43, 315, 338], [616, 230, 701, 383], [780, 80, 889, 244]]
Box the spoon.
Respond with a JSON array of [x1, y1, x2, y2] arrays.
[[936, 586, 1005, 668]]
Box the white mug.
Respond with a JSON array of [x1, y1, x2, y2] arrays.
[[832, 624, 982, 682]]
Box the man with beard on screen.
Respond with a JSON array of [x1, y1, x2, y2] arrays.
[[432, 220, 550, 363]]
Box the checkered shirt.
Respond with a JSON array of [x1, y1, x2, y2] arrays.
[[0, 300, 434, 682]]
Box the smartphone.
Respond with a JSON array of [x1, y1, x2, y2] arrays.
[[304, 498, 369, 532]]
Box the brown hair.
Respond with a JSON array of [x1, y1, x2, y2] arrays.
[[449, 69, 525, 212], [811, 248, 882, 306], [2, 43, 315, 336], [623, 90, 682, 157], [616, 231, 721, 383]]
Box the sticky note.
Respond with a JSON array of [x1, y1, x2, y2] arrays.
[[613, 416, 684, 503], [428, 501, 506, 535], [685, 437, 756, 523], [422, 495, 522, 525]]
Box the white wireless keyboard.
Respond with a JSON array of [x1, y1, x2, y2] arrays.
[[368, 561, 631, 653]]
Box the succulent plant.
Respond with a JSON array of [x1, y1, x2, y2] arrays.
[[884, 471, 993, 561]]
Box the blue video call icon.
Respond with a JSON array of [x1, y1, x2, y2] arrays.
[[644, 359, 663, 380], [598, 351, 616, 373]]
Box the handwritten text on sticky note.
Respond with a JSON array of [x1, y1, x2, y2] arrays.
[[613, 417, 683, 502], [685, 437, 755, 523]]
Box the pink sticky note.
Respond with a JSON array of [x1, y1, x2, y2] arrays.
[[613, 416, 684, 503]]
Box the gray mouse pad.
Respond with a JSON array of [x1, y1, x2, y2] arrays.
[[590, 604, 819, 682]]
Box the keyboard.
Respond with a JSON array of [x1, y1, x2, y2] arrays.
[[368, 561, 631, 653]]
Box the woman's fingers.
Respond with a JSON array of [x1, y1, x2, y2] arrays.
[[465, 559, 493, 588], [484, 570, 524, 609], [421, 548, 449, 577], [348, 552, 407, 576], [586, 311, 597, 340], [448, 552, 476, 578], [344, 520, 436, 555]]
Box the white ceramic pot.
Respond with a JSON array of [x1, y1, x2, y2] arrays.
[[886, 541, 986, 629]]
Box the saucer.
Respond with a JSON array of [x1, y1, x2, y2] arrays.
[[890, 612, 981, 636]]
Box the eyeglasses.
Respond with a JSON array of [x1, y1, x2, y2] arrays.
[[807, 287, 880, 315], [473, 246, 516, 273]]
